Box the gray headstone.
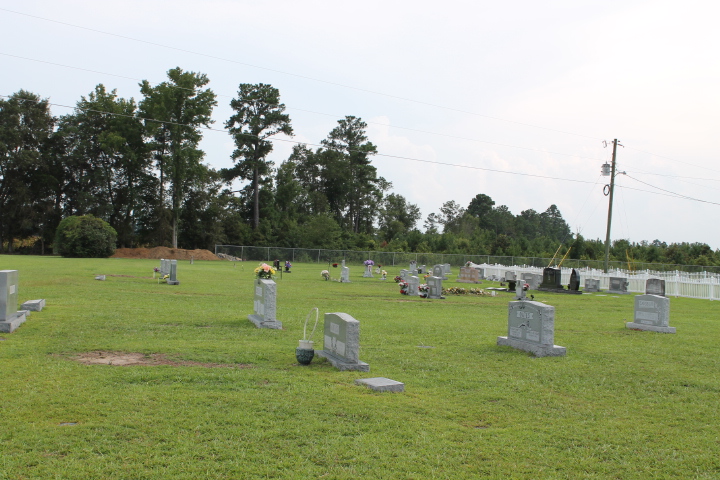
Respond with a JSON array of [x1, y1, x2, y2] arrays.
[[584, 278, 600, 293], [248, 279, 282, 329], [497, 300, 566, 356], [608, 277, 630, 294], [427, 276, 444, 299], [340, 266, 351, 283], [645, 278, 665, 296], [515, 280, 526, 300], [316, 312, 369, 371], [363, 265, 374, 278], [458, 267, 481, 284], [0, 270, 27, 333], [432, 264, 447, 280], [407, 276, 420, 296], [505, 271, 516, 281], [399, 269, 409, 281], [626, 294, 675, 333], [355, 377, 404, 392], [167, 260, 179, 285], [21, 299, 45, 312]]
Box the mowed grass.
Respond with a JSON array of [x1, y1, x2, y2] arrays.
[[1, 256, 719, 479]]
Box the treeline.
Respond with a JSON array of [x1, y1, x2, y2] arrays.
[[1, 67, 718, 266]]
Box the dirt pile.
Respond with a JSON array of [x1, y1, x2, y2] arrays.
[[112, 247, 220, 261]]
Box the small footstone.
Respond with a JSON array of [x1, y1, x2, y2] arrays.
[[355, 377, 405, 392]]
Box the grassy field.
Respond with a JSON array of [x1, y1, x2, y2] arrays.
[[1, 256, 719, 479]]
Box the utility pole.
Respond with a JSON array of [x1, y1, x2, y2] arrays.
[[603, 139, 618, 273]]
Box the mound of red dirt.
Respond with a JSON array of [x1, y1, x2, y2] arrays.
[[112, 247, 220, 261]]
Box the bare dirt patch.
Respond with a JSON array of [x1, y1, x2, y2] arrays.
[[112, 247, 220, 261], [72, 351, 252, 368]]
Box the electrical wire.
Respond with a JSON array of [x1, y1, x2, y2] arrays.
[[625, 145, 720, 175], [0, 52, 604, 162], [0, 7, 603, 141]]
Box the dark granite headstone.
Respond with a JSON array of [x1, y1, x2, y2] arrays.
[[568, 269, 580, 291], [645, 278, 666, 296], [608, 277, 630, 294], [539, 267, 562, 290]]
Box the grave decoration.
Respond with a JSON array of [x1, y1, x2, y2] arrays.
[[418, 283, 429, 298], [316, 312, 369, 371], [363, 259, 375, 278], [296, 307, 319, 365], [626, 294, 675, 333], [321, 270, 330, 281], [645, 278, 665, 297], [497, 300, 566, 357], [248, 264, 282, 329], [398, 280, 409, 295], [608, 277, 630, 294], [0, 270, 27, 333], [380, 270, 388, 280], [284, 261, 292, 273]]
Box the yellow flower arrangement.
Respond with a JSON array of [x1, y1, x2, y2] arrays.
[[254, 263, 276, 279]]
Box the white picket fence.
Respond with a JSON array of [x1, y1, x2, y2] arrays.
[[480, 264, 720, 301]]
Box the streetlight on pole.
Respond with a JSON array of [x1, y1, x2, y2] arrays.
[[602, 139, 624, 273]]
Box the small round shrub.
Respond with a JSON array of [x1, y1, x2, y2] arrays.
[[55, 215, 117, 258]]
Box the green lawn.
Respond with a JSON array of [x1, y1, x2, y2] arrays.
[[1, 256, 719, 479]]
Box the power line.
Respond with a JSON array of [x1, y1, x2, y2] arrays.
[[625, 145, 720, 175], [0, 93, 601, 186], [0, 52, 605, 162], [7, 92, 720, 206], [0, 7, 603, 141]]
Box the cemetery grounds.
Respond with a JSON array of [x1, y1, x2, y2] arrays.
[[1, 256, 719, 479]]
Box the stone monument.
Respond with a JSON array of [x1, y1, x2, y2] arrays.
[[538, 267, 562, 292], [407, 275, 420, 296], [0, 270, 27, 333], [458, 267, 481, 284], [497, 300, 566, 357], [645, 278, 666, 297], [608, 277, 630, 294], [584, 278, 600, 293], [626, 294, 675, 333], [427, 276, 444, 299], [316, 312, 369, 371], [248, 279, 282, 329], [340, 266, 351, 283]]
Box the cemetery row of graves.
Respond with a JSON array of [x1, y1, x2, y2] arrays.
[[2, 255, 719, 478]]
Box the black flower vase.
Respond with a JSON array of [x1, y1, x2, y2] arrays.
[[296, 340, 315, 365]]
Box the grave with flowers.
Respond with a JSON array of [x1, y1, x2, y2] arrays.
[[248, 263, 282, 329], [363, 259, 375, 278]]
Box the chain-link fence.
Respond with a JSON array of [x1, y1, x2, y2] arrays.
[[214, 245, 720, 274]]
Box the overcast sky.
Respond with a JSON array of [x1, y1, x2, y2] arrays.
[[2, 0, 719, 248]]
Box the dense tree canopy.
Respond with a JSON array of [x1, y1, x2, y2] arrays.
[[1, 76, 718, 268]]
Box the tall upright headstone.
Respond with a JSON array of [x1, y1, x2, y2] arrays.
[[399, 269, 409, 281], [515, 279, 527, 300], [167, 259, 179, 285], [608, 277, 630, 294], [316, 312, 369, 371], [645, 278, 666, 297], [248, 279, 282, 329], [407, 275, 420, 296], [427, 276, 444, 299], [626, 294, 675, 333], [505, 271, 517, 282], [497, 300, 566, 357], [340, 266, 351, 283], [0, 270, 27, 333], [443, 264, 451, 276], [567, 269, 580, 291], [433, 264, 447, 280]]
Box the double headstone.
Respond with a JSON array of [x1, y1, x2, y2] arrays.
[[645, 278, 666, 296], [497, 300, 566, 356], [248, 279, 282, 329], [0, 270, 27, 333], [316, 312, 369, 371], [399, 269, 409, 281], [427, 276, 444, 299], [626, 294, 675, 333], [608, 277, 629, 294], [505, 271, 517, 282], [458, 267, 481, 284], [538, 267, 562, 291], [159, 259, 180, 285]]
